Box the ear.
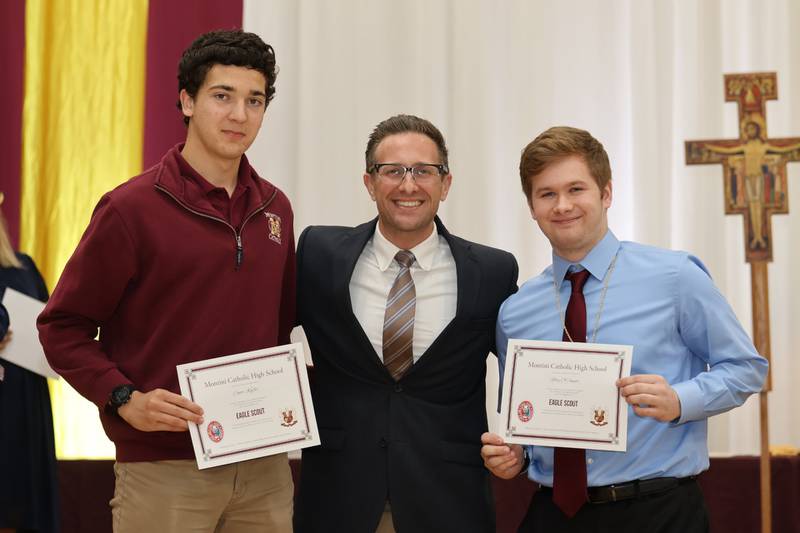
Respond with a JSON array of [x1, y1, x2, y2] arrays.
[[363, 173, 376, 201], [179, 89, 195, 119], [439, 173, 453, 201], [601, 180, 613, 210]]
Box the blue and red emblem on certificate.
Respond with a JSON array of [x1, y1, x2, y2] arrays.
[[517, 401, 534, 422], [207, 421, 224, 442]]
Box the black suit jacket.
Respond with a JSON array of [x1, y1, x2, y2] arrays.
[[294, 217, 518, 533]]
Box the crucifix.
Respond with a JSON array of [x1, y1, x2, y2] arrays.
[[685, 72, 800, 533]]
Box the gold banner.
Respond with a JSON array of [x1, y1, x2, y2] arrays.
[[21, 0, 148, 458]]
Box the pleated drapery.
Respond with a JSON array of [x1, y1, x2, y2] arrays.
[[21, 0, 148, 458], [21, 0, 147, 286]]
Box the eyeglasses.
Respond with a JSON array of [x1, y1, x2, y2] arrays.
[[368, 163, 448, 184]]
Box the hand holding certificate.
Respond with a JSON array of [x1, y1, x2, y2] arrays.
[[177, 342, 320, 469], [499, 339, 633, 452]]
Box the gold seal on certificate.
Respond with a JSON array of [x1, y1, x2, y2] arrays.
[[176, 342, 320, 469], [499, 339, 633, 452]]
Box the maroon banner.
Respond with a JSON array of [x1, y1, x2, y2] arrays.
[[0, 0, 26, 248], [143, 0, 244, 168]]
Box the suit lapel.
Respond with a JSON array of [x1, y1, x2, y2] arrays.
[[403, 217, 481, 378], [332, 219, 376, 316], [332, 219, 391, 378], [439, 219, 481, 320]]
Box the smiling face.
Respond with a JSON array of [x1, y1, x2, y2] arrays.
[[180, 64, 267, 166], [363, 132, 452, 249], [528, 155, 612, 262]]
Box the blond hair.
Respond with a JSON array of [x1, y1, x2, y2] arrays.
[[0, 209, 22, 269]]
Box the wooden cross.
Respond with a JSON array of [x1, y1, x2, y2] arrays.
[[686, 72, 800, 263], [686, 72, 800, 533]]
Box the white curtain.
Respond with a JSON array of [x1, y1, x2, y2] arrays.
[[244, 0, 800, 455]]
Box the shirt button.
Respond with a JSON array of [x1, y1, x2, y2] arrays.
[[379, 438, 388, 448], [394, 383, 403, 393], [587, 458, 594, 465]]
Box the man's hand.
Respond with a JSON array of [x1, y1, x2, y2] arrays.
[[617, 374, 681, 422], [480, 432, 525, 479], [117, 388, 204, 432], [0, 329, 12, 352]]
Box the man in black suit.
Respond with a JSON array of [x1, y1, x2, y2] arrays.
[[294, 114, 518, 533]]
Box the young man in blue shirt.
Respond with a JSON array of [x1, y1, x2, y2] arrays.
[[481, 126, 767, 532]]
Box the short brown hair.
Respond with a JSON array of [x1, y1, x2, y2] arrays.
[[365, 114, 449, 171], [519, 126, 611, 201]]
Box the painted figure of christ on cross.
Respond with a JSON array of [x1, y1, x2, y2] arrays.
[[686, 72, 800, 262]]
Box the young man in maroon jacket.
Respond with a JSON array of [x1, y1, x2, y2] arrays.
[[38, 30, 296, 532]]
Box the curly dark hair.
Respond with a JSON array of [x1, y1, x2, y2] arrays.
[[176, 29, 278, 125]]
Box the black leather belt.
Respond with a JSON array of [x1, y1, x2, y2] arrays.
[[540, 476, 695, 504]]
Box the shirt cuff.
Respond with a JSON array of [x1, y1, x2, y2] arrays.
[[671, 379, 704, 424]]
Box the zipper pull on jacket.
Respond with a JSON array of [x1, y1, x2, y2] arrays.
[[236, 234, 243, 270]]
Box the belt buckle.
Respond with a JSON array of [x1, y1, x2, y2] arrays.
[[610, 485, 617, 502]]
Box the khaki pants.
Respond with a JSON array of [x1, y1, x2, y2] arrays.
[[110, 454, 293, 533], [375, 501, 396, 533]]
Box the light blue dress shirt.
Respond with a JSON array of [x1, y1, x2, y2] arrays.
[[497, 230, 768, 487]]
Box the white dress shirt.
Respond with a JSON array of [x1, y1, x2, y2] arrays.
[[350, 225, 457, 363]]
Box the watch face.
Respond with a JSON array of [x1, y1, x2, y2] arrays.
[[112, 385, 134, 406]]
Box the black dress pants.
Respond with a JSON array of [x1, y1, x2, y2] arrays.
[[518, 480, 709, 533]]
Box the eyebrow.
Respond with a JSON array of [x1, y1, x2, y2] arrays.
[[533, 180, 587, 193], [208, 84, 267, 98]]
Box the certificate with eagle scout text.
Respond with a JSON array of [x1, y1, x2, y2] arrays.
[[177, 343, 320, 469], [499, 339, 633, 452]]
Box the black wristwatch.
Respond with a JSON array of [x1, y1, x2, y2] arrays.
[[108, 384, 136, 414]]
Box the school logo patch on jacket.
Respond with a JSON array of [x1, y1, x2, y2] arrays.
[[264, 212, 282, 244]]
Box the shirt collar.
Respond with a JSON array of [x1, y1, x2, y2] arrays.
[[175, 147, 251, 197], [552, 230, 620, 288], [373, 225, 439, 272]]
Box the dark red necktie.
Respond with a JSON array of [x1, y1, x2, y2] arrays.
[[553, 269, 590, 517]]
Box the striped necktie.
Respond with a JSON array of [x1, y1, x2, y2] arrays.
[[383, 250, 416, 380]]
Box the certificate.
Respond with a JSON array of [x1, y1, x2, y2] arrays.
[[1, 288, 59, 379], [176, 343, 320, 469], [499, 339, 633, 452]]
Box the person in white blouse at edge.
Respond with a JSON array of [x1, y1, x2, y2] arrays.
[[294, 114, 518, 533], [480, 126, 767, 533]]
